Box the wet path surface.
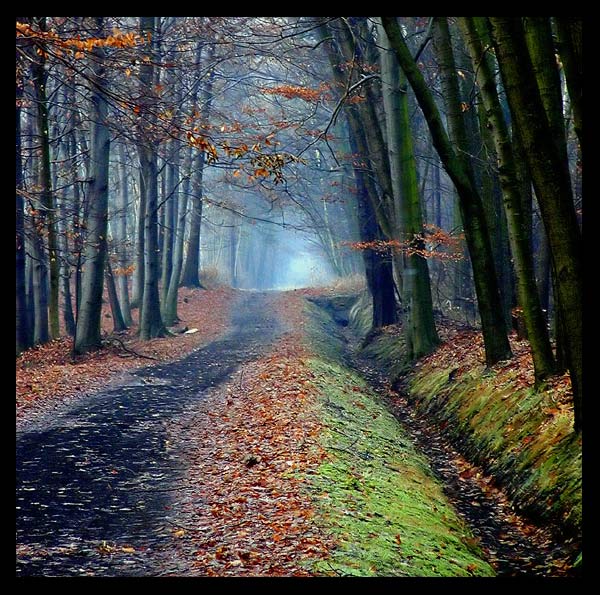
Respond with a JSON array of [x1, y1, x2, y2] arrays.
[[16, 292, 281, 577], [346, 336, 577, 577]]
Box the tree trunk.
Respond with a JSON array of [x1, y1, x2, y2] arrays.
[[65, 107, 84, 319], [554, 17, 582, 154], [181, 45, 215, 288], [535, 222, 551, 318], [488, 17, 582, 431], [381, 17, 511, 365], [163, 150, 190, 326], [57, 167, 77, 337], [31, 17, 59, 340], [160, 154, 176, 307], [137, 16, 166, 341], [74, 16, 111, 354], [459, 16, 556, 384], [105, 258, 127, 333], [131, 170, 145, 311], [115, 143, 133, 325], [317, 20, 399, 328], [16, 56, 31, 354], [378, 19, 438, 358], [348, 124, 398, 329]]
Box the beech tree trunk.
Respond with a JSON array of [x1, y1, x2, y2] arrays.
[[16, 45, 31, 354], [181, 44, 215, 288], [381, 16, 512, 366], [74, 16, 111, 354], [459, 16, 556, 385], [137, 16, 166, 340], [488, 17, 582, 431], [378, 19, 438, 358], [115, 143, 133, 326], [105, 258, 127, 333], [31, 16, 60, 340]]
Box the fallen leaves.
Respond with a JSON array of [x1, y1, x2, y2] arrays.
[[16, 287, 235, 428], [165, 292, 333, 576]]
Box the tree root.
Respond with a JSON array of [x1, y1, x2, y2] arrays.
[[103, 336, 159, 361]]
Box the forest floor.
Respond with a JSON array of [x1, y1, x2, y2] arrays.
[[16, 286, 235, 429], [16, 288, 578, 577]]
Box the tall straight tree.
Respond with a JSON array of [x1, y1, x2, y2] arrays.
[[115, 142, 133, 326], [137, 16, 167, 340], [316, 20, 398, 328], [381, 16, 512, 366], [74, 16, 111, 354], [458, 16, 556, 385], [554, 17, 582, 155], [377, 19, 439, 359], [16, 25, 31, 354], [181, 43, 215, 288], [31, 17, 59, 340], [347, 124, 398, 329], [163, 43, 203, 324], [488, 17, 582, 431]]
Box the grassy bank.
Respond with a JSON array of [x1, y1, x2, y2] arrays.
[[355, 314, 581, 543], [301, 301, 495, 577]]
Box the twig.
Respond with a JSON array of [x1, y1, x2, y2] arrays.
[[165, 519, 209, 532], [104, 336, 159, 361]]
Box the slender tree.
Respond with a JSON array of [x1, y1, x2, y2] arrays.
[[114, 142, 133, 325], [74, 17, 111, 354], [31, 17, 60, 340], [488, 17, 582, 431], [554, 17, 582, 154], [381, 16, 512, 366], [378, 19, 439, 358], [137, 16, 167, 340], [181, 43, 215, 288], [459, 16, 555, 385], [16, 25, 31, 354]]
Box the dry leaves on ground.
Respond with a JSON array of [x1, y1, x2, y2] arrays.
[[167, 292, 333, 576], [16, 287, 235, 425]]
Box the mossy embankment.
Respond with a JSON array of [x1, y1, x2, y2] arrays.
[[347, 295, 581, 544], [300, 299, 495, 577]]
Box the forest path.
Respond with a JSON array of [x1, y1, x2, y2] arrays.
[[16, 291, 283, 577]]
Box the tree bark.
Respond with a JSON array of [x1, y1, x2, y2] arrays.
[[488, 17, 582, 431], [105, 258, 127, 333], [137, 16, 166, 340], [181, 44, 215, 288], [348, 123, 398, 328], [31, 16, 59, 340], [381, 16, 512, 365], [459, 16, 556, 384], [74, 16, 111, 354], [378, 19, 438, 358], [554, 17, 582, 154], [317, 20, 398, 329], [160, 153, 176, 307], [115, 142, 133, 325], [163, 149, 190, 326], [131, 171, 145, 311], [16, 45, 31, 354]]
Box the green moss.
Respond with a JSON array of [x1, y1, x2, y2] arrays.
[[407, 361, 582, 536], [303, 355, 494, 577]]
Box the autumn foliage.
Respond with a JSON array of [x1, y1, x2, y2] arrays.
[[343, 223, 464, 261]]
